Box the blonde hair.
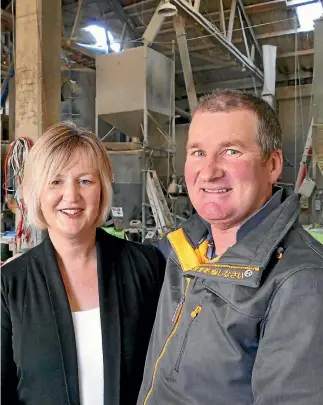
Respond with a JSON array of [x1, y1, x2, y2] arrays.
[[22, 122, 113, 229]]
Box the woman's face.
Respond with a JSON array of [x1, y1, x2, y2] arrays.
[[40, 153, 101, 240]]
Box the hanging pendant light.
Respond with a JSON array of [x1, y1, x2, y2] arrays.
[[157, 0, 178, 17]]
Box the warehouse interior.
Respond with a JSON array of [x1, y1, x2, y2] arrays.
[[1, 0, 323, 257]]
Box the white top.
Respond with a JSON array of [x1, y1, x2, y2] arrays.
[[72, 307, 104, 405]]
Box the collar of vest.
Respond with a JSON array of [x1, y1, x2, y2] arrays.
[[168, 188, 300, 288]]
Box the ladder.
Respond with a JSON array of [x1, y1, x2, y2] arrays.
[[146, 170, 175, 237], [295, 118, 323, 195], [294, 119, 313, 193]]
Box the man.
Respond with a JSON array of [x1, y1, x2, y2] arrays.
[[138, 90, 323, 405]]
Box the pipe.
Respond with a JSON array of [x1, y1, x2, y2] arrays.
[[175, 105, 191, 120], [1, 63, 14, 106]]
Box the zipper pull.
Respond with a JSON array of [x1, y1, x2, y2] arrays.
[[191, 305, 202, 318], [172, 296, 185, 324]]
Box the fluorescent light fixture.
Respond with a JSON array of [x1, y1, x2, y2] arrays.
[[107, 31, 120, 52], [296, 1, 323, 32], [78, 25, 121, 53], [84, 25, 108, 49]]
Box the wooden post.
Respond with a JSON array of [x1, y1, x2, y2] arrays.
[[15, 0, 61, 143]]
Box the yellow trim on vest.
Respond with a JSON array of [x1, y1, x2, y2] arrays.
[[167, 228, 203, 271], [193, 263, 260, 272], [195, 239, 209, 264], [167, 228, 221, 270], [143, 277, 191, 405]]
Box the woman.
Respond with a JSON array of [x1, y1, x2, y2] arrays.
[[1, 123, 165, 405]]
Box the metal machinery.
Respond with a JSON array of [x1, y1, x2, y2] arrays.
[[96, 45, 176, 239]]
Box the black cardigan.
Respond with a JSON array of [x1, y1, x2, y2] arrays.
[[1, 228, 165, 405]]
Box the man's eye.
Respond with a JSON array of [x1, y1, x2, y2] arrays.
[[192, 150, 205, 157], [225, 149, 240, 156]]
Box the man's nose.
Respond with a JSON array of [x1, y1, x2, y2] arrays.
[[200, 160, 224, 182], [62, 181, 79, 202]]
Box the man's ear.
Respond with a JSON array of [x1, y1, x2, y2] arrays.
[[268, 149, 283, 184]]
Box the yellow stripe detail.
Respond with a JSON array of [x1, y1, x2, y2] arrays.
[[143, 278, 191, 405], [195, 239, 209, 264], [194, 263, 260, 272], [167, 228, 203, 271]]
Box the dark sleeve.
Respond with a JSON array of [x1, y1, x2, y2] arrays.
[[152, 237, 172, 261], [1, 276, 19, 405], [252, 267, 323, 405], [145, 245, 166, 296]]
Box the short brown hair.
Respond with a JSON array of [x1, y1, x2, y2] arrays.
[[23, 122, 113, 229], [192, 89, 282, 159]]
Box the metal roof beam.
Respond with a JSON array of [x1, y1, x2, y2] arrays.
[[107, 0, 139, 42], [177, 72, 313, 97], [163, 27, 306, 57], [171, 0, 264, 82], [175, 49, 313, 74], [124, 0, 286, 19], [236, 0, 263, 59]]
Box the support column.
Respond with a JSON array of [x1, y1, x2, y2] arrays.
[[142, 1, 166, 45], [174, 15, 198, 113], [312, 16, 323, 178], [261, 45, 277, 107], [15, 0, 61, 143], [227, 0, 237, 43]]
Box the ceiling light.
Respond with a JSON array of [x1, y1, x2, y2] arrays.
[[157, 1, 178, 17]]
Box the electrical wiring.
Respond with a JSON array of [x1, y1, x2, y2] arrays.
[[3, 137, 32, 249]]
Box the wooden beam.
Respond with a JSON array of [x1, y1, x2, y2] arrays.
[[15, 0, 61, 142], [60, 62, 95, 72], [1, 8, 13, 30], [278, 49, 314, 58], [62, 39, 96, 59], [276, 84, 313, 100]]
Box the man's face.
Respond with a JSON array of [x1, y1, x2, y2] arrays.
[[185, 110, 282, 230]]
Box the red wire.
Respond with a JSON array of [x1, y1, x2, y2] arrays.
[[4, 137, 33, 241]]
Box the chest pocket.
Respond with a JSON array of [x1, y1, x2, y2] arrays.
[[173, 303, 203, 374]]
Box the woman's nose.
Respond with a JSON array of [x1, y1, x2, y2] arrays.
[[62, 182, 79, 202]]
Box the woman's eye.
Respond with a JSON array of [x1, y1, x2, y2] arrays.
[[50, 180, 61, 186], [192, 150, 205, 157], [80, 179, 91, 185]]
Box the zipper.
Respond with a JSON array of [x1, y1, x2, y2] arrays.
[[172, 296, 185, 324], [174, 305, 202, 373], [143, 278, 191, 405]]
